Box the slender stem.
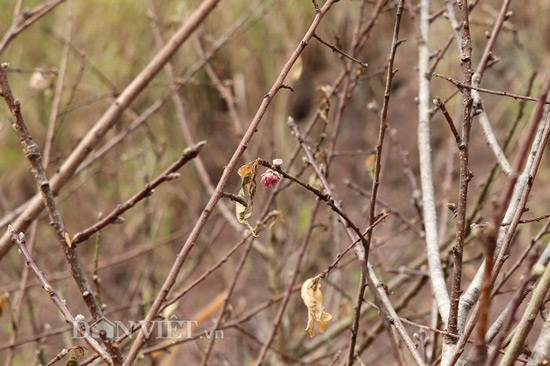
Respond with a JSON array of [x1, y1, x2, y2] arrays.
[[7, 226, 113, 364], [43, 0, 72, 168], [347, 3, 406, 363], [312, 33, 369, 68], [447, 0, 473, 339], [434, 96, 461, 145], [3, 222, 38, 366], [72, 142, 204, 245], [469, 226, 496, 365], [486, 252, 537, 366], [433, 73, 546, 104], [0, 0, 66, 56], [201, 235, 256, 366]]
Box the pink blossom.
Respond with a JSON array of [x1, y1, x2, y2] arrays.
[[261, 170, 280, 189]]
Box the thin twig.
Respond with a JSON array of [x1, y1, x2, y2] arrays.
[[428, 34, 453, 76], [485, 251, 537, 365], [348, 2, 407, 363], [221, 192, 247, 207], [3, 222, 39, 366], [192, 34, 246, 136], [0, 0, 66, 55], [499, 259, 550, 366], [201, 235, 256, 365], [7, 226, 113, 364], [447, 0, 473, 341], [43, 0, 72, 168], [474, 95, 513, 176], [72, 142, 204, 245], [318, 212, 389, 280], [444, 0, 462, 54], [434, 96, 461, 144], [432, 73, 546, 104], [345, 181, 421, 237], [312, 33, 368, 69]]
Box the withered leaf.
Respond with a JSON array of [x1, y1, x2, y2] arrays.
[[236, 160, 259, 236], [301, 276, 332, 337]]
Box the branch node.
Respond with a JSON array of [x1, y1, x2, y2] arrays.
[[312, 0, 321, 13]]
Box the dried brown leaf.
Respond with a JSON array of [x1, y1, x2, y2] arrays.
[[301, 276, 332, 337]]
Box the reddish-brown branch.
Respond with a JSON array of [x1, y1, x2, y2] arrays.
[[0, 62, 124, 364], [434, 96, 461, 144], [433, 72, 547, 104], [0, 0, 66, 55], [312, 33, 369, 68], [470, 226, 496, 364], [447, 0, 473, 340], [7, 226, 113, 364], [72, 142, 204, 245], [348, 1, 406, 363]]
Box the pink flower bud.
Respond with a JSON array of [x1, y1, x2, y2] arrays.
[[261, 170, 280, 189]]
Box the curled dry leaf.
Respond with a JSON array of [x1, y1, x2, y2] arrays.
[[301, 276, 332, 337], [236, 160, 259, 236]]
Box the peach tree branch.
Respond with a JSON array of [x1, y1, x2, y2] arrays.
[[7, 226, 113, 365]]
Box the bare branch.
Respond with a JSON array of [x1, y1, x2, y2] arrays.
[[7, 226, 113, 364], [72, 142, 205, 245], [417, 0, 451, 326]]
